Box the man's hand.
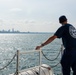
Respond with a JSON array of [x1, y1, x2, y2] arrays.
[[35, 45, 42, 50]]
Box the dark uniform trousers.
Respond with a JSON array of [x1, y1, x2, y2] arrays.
[[60, 49, 76, 75]]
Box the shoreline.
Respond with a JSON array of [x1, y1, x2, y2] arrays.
[[0, 32, 53, 34]]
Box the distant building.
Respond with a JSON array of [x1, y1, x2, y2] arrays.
[[12, 28, 14, 32], [0, 28, 20, 33]]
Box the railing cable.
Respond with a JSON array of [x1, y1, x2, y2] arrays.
[[41, 49, 61, 61], [0, 53, 16, 70]]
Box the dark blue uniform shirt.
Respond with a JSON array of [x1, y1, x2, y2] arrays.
[[54, 24, 76, 50]]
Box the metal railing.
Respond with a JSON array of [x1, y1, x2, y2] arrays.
[[15, 45, 64, 75], [15, 50, 42, 75]]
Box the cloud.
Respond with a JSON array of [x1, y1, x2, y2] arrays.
[[10, 8, 22, 12]]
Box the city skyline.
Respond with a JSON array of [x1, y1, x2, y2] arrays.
[[0, 28, 51, 34], [0, 28, 20, 33]]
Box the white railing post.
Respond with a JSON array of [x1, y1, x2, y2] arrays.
[[39, 49, 42, 75], [16, 50, 19, 75]]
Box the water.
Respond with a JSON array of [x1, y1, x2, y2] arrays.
[[0, 33, 62, 75]]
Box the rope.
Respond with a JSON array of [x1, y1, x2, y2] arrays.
[[41, 49, 61, 61], [51, 62, 60, 68], [41, 48, 63, 68], [0, 53, 16, 70]]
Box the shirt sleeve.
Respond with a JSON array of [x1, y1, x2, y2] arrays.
[[54, 26, 65, 38]]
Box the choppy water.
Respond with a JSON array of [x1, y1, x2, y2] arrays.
[[0, 33, 62, 75]]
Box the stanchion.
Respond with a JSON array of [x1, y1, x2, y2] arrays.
[[16, 50, 19, 75], [39, 49, 42, 75]]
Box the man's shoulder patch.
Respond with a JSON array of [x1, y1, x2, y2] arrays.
[[69, 26, 76, 38]]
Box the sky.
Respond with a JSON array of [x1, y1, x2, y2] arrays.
[[0, 0, 76, 32]]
